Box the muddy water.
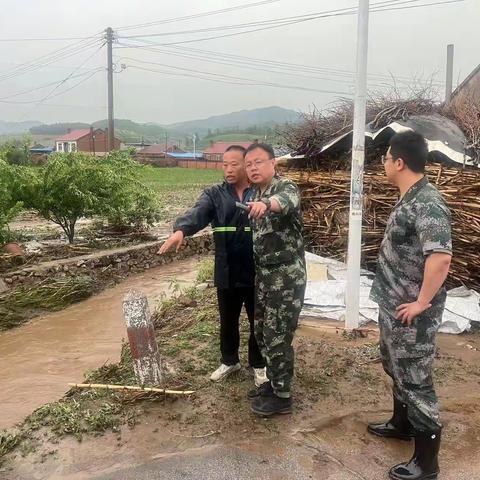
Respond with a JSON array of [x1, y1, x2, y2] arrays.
[[0, 258, 200, 429]]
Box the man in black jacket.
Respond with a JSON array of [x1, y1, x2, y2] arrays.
[[158, 145, 267, 387]]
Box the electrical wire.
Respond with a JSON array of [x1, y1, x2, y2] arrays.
[[0, 69, 103, 104], [124, 61, 351, 95], [114, 0, 281, 32], [116, 0, 465, 46]]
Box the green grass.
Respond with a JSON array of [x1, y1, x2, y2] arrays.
[[138, 166, 223, 188], [137, 166, 223, 222]]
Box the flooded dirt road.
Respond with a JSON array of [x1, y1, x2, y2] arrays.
[[0, 258, 199, 429]]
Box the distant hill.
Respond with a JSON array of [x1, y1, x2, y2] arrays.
[[0, 120, 43, 135], [1, 106, 299, 145], [167, 106, 300, 136], [28, 119, 167, 143], [30, 122, 90, 135]]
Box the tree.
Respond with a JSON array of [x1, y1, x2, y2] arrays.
[[0, 159, 22, 245], [17, 151, 159, 243], [0, 137, 31, 166], [102, 151, 160, 231]]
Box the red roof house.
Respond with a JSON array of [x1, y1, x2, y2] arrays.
[[55, 128, 121, 155], [203, 141, 253, 162]]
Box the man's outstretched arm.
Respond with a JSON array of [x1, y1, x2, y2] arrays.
[[158, 189, 214, 254]]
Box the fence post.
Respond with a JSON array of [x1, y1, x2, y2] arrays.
[[123, 290, 163, 386]]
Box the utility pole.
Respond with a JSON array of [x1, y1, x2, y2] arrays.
[[193, 134, 196, 158], [106, 27, 115, 152], [445, 44, 454, 104], [345, 0, 370, 330], [164, 131, 168, 153]]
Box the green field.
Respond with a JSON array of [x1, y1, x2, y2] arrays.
[[138, 166, 223, 221]]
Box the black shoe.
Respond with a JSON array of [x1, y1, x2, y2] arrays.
[[368, 396, 414, 440], [250, 393, 292, 416], [389, 429, 441, 480], [247, 381, 273, 399]]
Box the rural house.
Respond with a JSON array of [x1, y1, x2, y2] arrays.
[[451, 63, 480, 106], [136, 143, 184, 166], [202, 141, 253, 163], [55, 128, 121, 155]]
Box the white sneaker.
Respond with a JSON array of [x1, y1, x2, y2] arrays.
[[253, 367, 268, 387], [210, 363, 241, 382]]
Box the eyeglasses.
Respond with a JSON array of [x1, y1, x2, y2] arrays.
[[381, 154, 394, 165], [245, 159, 270, 169]]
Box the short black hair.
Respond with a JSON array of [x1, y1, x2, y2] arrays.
[[389, 131, 428, 173], [225, 145, 246, 155], [244, 142, 275, 159]]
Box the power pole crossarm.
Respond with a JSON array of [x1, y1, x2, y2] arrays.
[[106, 27, 115, 152]]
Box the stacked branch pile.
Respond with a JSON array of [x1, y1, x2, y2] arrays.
[[284, 165, 480, 290], [280, 89, 480, 290]]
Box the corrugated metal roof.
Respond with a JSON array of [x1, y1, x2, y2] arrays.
[[166, 152, 204, 159]]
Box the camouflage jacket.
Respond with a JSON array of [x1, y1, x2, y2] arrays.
[[370, 176, 452, 311], [250, 175, 306, 286]]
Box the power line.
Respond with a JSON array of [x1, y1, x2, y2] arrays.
[[36, 42, 105, 105], [0, 35, 98, 42], [0, 34, 103, 83], [124, 59, 351, 95], [117, 40, 443, 88], [0, 68, 104, 100], [0, 40, 101, 83], [119, 1, 403, 39], [116, 0, 465, 46], [114, 0, 281, 32], [0, 69, 102, 104]]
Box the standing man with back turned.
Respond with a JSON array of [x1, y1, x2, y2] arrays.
[[159, 145, 267, 388], [369, 131, 452, 480], [244, 143, 306, 417]]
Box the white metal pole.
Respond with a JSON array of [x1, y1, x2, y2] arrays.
[[345, 0, 370, 330]]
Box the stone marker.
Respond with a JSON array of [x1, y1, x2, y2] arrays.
[[123, 290, 163, 386]]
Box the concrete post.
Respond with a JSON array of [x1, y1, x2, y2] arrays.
[[123, 290, 163, 386]]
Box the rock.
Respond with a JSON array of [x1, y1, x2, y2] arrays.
[[24, 240, 43, 254], [196, 283, 209, 291], [0, 278, 9, 292], [4, 277, 13, 285]]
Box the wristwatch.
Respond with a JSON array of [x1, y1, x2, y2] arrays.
[[261, 198, 271, 211]]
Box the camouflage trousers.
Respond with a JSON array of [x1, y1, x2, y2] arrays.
[[254, 275, 306, 398], [378, 306, 443, 432]]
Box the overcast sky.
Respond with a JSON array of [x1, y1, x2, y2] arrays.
[[0, 0, 478, 125]]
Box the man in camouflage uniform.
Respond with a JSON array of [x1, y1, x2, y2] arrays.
[[243, 143, 306, 416], [369, 131, 452, 480]]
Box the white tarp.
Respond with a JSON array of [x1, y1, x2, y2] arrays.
[[302, 252, 480, 334]]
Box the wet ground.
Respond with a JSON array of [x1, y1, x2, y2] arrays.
[[1, 256, 479, 480], [0, 258, 199, 429], [3, 321, 479, 480]]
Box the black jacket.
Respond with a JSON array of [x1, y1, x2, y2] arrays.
[[174, 182, 254, 289]]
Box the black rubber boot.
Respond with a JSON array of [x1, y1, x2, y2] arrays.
[[368, 396, 415, 440], [250, 393, 292, 416], [247, 381, 273, 399], [389, 429, 441, 480]]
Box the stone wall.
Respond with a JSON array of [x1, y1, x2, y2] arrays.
[[1, 234, 213, 290]]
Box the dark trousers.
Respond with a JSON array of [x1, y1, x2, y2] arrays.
[[217, 287, 265, 369]]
